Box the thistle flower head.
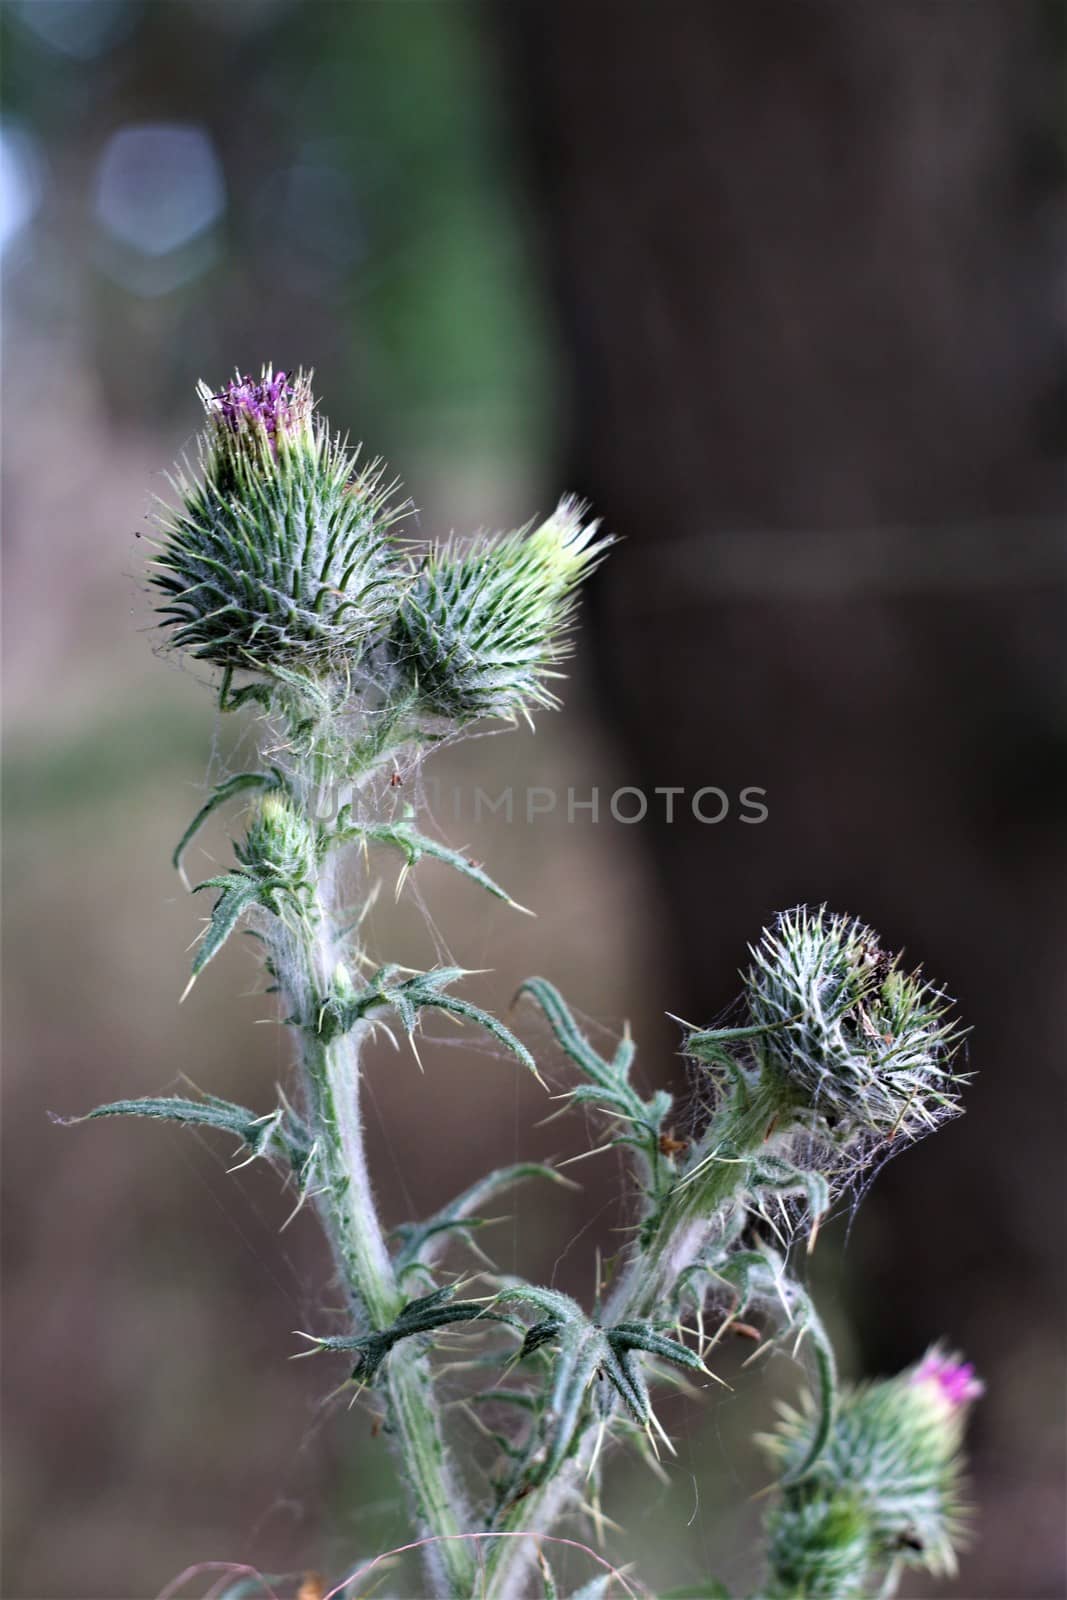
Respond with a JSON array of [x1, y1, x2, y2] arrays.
[[764, 1347, 981, 1582], [389, 497, 611, 722], [151, 367, 403, 675], [743, 905, 965, 1141]]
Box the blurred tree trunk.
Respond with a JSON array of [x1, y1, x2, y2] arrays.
[[506, 3, 1065, 1594]]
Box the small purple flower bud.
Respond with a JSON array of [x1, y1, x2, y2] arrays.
[[911, 1349, 984, 1411]]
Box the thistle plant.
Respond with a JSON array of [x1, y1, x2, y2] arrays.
[[64, 367, 981, 1600]]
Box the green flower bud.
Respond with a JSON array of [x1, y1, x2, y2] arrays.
[[388, 497, 611, 722], [239, 792, 318, 886], [151, 368, 402, 674], [743, 906, 965, 1141], [763, 1347, 981, 1589]]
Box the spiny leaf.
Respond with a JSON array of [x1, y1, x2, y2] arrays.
[[610, 1323, 708, 1377], [299, 1290, 502, 1384], [336, 967, 541, 1078], [423, 991, 539, 1078], [517, 977, 615, 1087], [190, 874, 261, 977], [520, 1318, 566, 1359], [52, 1094, 287, 1160], [342, 817, 530, 913], [494, 1284, 586, 1325], [544, 1319, 608, 1475], [173, 769, 284, 877], [519, 981, 673, 1182], [711, 1247, 837, 1482], [600, 1345, 651, 1425]]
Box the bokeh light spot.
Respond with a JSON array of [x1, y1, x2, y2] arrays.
[[0, 123, 45, 258], [93, 123, 226, 259], [13, 0, 134, 61]]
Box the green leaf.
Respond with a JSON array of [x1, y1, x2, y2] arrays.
[[750, 1155, 831, 1237], [52, 1093, 286, 1160], [517, 977, 615, 1087], [518, 980, 673, 1182], [423, 991, 539, 1079], [520, 1318, 566, 1359], [190, 874, 261, 976], [494, 1284, 585, 1325], [343, 817, 530, 913], [780, 1295, 837, 1485], [216, 669, 275, 714], [610, 1322, 708, 1377], [600, 1344, 651, 1425], [357, 969, 543, 1081], [172, 769, 284, 877], [299, 1288, 502, 1384]]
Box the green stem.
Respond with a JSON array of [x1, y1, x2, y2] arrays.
[[301, 1027, 398, 1325], [275, 846, 478, 1597], [608, 1076, 781, 1322]]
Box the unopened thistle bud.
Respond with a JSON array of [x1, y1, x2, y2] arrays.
[[389, 497, 611, 722], [239, 792, 318, 886], [151, 367, 402, 674], [763, 1346, 981, 1592], [742, 906, 965, 1141]]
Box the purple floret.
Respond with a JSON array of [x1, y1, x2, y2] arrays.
[[213, 370, 294, 449], [912, 1350, 984, 1408]]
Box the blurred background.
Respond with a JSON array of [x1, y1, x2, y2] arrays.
[[2, 2, 1064, 1597]]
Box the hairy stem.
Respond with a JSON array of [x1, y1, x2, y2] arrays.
[[612, 1077, 782, 1321], [273, 803, 478, 1598]]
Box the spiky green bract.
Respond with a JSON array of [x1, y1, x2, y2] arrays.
[[761, 1348, 980, 1596], [764, 1495, 872, 1599], [389, 497, 611, 722], [739, 905, 965, 1141], [151, 367, 404, 674]]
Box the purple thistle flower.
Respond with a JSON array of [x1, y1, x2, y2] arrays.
[[911, 1349, 984, 1410], [211, 368, 297, 452]]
